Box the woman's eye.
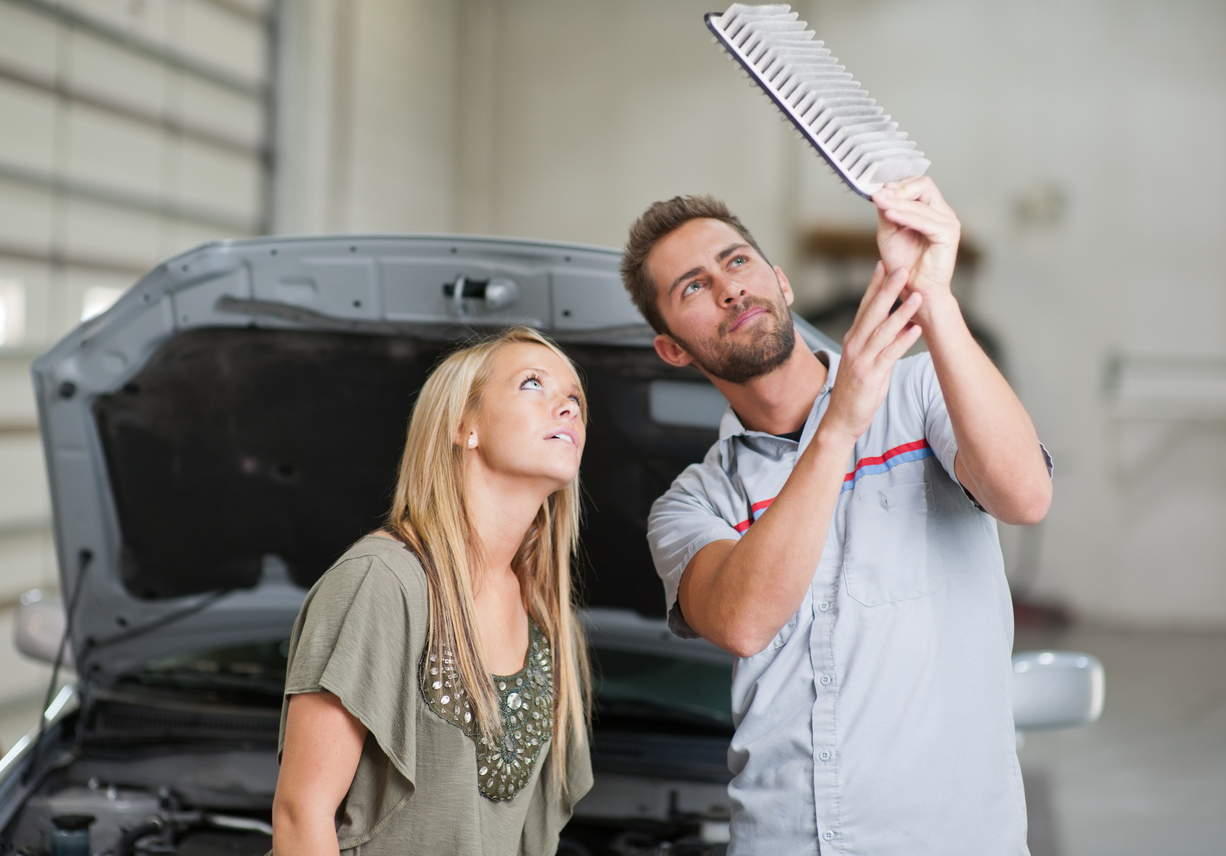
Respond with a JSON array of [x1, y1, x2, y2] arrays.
[[521, 377, 543, 390], [569, 394, 582, 406]]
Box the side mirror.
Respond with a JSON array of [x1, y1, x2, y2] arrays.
[[1012, 650, 1104, 730], [13, 590, 73, 668]]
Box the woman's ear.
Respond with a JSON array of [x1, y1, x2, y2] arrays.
[[454, 423, 477, 449]]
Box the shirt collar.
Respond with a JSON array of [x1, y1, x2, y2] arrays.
[[716, 349, 840, 461]]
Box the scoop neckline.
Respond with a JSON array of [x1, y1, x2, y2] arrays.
[[491, 620, 543, 681]]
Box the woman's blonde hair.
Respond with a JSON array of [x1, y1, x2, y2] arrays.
[[387, 326, 590, 795]]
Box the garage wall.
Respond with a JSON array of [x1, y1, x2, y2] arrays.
[[783, 0, 1226, 628], [274, 0, 460, 236], [0, 0, 274, 714]]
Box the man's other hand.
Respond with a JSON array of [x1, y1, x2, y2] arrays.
[[872, 176, 961, 326], [822, 262, 924, 444]]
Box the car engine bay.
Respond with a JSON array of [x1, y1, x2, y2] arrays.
[[3, 744, 277, 855]]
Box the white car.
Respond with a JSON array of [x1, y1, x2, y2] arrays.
[[2, 235, 1103, 856]]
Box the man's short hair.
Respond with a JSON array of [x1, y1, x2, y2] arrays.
[[620, 195, 768, 335]]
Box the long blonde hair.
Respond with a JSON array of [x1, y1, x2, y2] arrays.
[[387, 327, 590, 795]]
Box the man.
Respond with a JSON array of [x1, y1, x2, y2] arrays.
[[620, 177, 1052, 855]]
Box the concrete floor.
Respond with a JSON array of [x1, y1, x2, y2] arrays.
[[2, 628, 1223, 855], [1016, 626, 1226, 856]]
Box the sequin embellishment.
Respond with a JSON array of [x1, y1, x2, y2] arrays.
[[420, 622, 554, 801]]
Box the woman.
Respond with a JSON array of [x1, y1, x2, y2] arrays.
[[271, 327, 593, 855]]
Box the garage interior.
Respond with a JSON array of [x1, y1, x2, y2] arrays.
[[0, 1, 1223, 854]]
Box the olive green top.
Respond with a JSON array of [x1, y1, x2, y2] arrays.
[[277, 534, 592, 855]]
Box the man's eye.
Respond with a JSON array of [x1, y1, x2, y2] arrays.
[[682, 280, 701, 295], [730, 255, 747, 267]]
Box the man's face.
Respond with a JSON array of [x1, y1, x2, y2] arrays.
[[646, 218, 796, 385]]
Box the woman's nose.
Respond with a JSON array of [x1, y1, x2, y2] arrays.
[[554, 394, 578, 420]]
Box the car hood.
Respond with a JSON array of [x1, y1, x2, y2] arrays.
[[32, 234, 657, 684]]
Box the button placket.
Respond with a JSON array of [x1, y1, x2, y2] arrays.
[[810, 578, 841, 852]]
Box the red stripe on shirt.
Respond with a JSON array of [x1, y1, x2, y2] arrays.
[[733, 441, 929, 532], [734, 497, 776, 533], [842, 439, 930, 483]]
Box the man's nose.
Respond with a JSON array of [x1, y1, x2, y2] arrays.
[[714, 273, 746, 306]]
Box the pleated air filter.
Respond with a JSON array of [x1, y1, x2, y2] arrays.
[[706, 4, 929, 198]]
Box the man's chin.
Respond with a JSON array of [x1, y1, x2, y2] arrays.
[[698, 328, 796, 385]]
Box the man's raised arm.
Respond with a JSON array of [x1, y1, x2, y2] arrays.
[[873, 177, 1052, 525]]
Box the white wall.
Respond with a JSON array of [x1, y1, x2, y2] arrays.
[[275, 0, 460, 234], [791, 0, 1226, 627]]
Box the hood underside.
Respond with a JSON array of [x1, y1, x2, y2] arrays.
[[92, 327, 719, 607]]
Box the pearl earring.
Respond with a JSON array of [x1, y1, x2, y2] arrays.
[[467, 435, 477, 448]]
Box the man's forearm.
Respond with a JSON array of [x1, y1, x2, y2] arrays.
[[679, 423, 858, 656], [921, 294, 1052, 524]]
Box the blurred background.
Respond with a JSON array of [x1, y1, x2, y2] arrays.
[[0, 1, 1222, 853]]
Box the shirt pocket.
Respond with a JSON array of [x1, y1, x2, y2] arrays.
[[842, 481, 943, 606]]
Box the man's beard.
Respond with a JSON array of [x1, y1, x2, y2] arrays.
[[673, 295, 796, 385]]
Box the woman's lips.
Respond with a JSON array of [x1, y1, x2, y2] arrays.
[[728, 306, 768, 333], [547, 427, 578, 446]]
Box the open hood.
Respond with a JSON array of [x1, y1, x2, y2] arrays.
[[32, 233, 835, 686]]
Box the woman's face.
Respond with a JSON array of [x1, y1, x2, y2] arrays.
[[467, 342, 585, 491]]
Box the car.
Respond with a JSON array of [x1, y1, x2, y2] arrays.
[[1, 234, 1103, 856]]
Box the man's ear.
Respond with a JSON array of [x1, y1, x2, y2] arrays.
[[653, 333, 695, 368], [775, 266, 795, 307]]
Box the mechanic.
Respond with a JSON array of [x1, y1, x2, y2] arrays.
[[620, 177, 1053, 854]]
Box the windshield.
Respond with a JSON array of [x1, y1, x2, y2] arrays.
[[591, 646, 734, 736], [115, 641, 289, 706], [115, 639, 733, 737]]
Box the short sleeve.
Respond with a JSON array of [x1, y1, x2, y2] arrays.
[[907, 351, 1054, 503], [647, 454, 742, 639], [901, 352, 958, 482], [282, 553, 425, 785]]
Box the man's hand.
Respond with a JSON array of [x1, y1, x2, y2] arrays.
[[874, 176, 1052, 526], [872, 176, 961, 325], [823, 262, 924, 442]]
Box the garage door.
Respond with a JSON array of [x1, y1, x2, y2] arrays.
[[0, 0, 274, 344], [0, 0, 275, 699]]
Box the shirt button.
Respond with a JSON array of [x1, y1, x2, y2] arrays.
[[823, 830, 835, 841], [818, 601, 830, 612], [819, 749, 831, 762], [819, 674, 832, 686]]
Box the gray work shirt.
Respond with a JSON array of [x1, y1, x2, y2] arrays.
[[648, 351, 1039, 855]]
